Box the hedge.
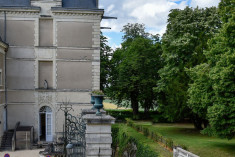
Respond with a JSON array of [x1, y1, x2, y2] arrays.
[[106, 109, 168, 122], [112, 124, 159, 157], [126, 118, 188, 151]]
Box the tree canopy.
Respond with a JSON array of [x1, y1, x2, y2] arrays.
[[156, 7, 221, 128], [100, 32, 112, 91], [188, 0, 235, 139], [106, 23, 162, 117], [100, 1, 234, 139]]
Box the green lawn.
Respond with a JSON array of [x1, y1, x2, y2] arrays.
[[133, 122, 235, 157], [115, 123, 172, 157]]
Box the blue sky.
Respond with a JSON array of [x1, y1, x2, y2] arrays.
[[99, 0, 220, 50]]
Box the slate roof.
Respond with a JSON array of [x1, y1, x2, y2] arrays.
[[0, 0, 30, 7], [0, 0, 98, 9]]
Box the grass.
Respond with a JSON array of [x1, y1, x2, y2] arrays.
[[103, 99, 131, 109], [104, 99, 132, 108], [115, 123, 172, 157], [133, 122, 235, 157]]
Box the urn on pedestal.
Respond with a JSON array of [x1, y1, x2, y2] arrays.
[[91, 90, 105, 116]]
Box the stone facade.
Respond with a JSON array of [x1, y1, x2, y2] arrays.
[[83, 114, 115, 157], [0, 0, 103, 142], [0, 40, 8, 143]]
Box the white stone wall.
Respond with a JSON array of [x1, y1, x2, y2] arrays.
[[0, 3, 103, 142]]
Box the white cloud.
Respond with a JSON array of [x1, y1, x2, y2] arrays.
[[100, 0, 188, 35], [100, 0, 220, 45], [190, 0, 220, 8], [111, 44, 122, 50], [106, 4, 115, 13]]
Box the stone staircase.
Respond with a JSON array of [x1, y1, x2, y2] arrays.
[[0, 130, 14, 150]]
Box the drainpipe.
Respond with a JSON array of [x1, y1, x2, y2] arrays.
[[4, 11, 8, 131]]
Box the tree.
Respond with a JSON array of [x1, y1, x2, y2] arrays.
[[188, 0, 235, 139], [107, 23, 162, 117], [156, 7, 221, 128], [100, 32, 112, 91]]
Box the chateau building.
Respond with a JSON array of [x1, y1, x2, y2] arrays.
[[0, 0, 103, 142]]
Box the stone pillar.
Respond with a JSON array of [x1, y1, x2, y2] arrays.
[[83, 114, 115, 157]]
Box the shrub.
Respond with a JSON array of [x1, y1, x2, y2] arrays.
[[111, 125, 119, 149], [166, 138, 174, 150], [150, 131, 154, 139], [179, 144, 188, 151], [151, 114, 169, 123], [106, 109, 133, 121], [143, 127, 150, 137], [126, 118, 134, 127], [136, 124, 142, 132], [153, 132, 161, 142], [105, 109, 169, 122], [111, 124, 159, 157]]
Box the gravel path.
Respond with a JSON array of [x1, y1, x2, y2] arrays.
[[0, 149, 43, 157]]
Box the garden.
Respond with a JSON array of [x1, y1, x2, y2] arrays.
[[100, 0, 235, 156], [109, 112, 235, 157]]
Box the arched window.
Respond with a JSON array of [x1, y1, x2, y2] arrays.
[[39, 106, 52, 113]]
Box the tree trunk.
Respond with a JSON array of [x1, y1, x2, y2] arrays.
[[192, 114, 203, 130], [203, 120, 209, 128], [131, 92, 139, 119]]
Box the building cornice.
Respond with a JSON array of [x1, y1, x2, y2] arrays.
[[0, 7, 40, 15], [51, 7, 104, 17]]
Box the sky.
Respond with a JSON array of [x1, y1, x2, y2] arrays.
[[99, 0, 221, 50]]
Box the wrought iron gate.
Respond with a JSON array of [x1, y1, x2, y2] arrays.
[[65, 113, 86, 157], [39, 102, 86, 157], [60, 102, 86, 157]]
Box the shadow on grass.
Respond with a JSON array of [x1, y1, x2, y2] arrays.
[[210, 142, 235, 155]]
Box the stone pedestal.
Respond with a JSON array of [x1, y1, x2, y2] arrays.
[[82, 109, 106, 115], [83, 114, 115, 157]]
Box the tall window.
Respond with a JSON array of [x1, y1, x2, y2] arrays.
[[39, 61, 53, 89], [39, 19, 53, 46]]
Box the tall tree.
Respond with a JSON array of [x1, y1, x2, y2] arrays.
[[156, 7, 221, 128], [107, 23, 162, 117], [100, 32, 112, 91], [188, 0, 235, 139]]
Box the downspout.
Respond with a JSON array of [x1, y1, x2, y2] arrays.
[[4, 11, 8, 131]]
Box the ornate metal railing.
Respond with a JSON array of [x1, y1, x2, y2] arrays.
[[12, 121, 20, 151], [65, 113, 86, 157], [39, 102, 86, 157]]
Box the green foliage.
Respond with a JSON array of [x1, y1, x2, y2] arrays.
[[143, 127, 150, 137], [100, 32, 112, 91], [91, 90, 104, 95], [111, 125, 119, 149], [122, 23, 149, 41], [188, 0, 235, 139], [106, 109, 133, 121], [106, 109, 169, 122], [112, 124, 159, 157], [166, 138, 174, 149], [156, 7, 221, 125], [126, 119, 188, 151], [218, 0, 235, 23], [107, 23, 163, 115], [150, 114, 169, 123]]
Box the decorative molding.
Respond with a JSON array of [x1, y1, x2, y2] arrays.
[[0, 8, 40, 16], [38, 92, 53, 105], [52, 9, 103, 18]]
